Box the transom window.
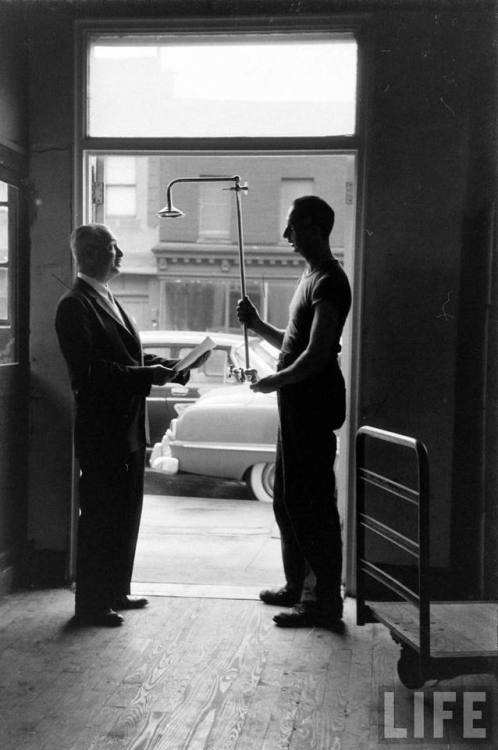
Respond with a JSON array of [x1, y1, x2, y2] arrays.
[[87, 34, 357, 138]]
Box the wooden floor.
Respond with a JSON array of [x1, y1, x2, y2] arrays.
[[0, 589, 496, 750]]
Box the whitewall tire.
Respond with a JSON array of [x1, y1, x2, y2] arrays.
[[247, 462, 275, 503]]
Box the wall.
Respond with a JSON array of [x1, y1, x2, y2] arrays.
[[25, 5, 75, 574], [0, 1, 29, 593], [357, 8, 497, 591], [22, 1, 497, 595], [0, 3, 27, 153]]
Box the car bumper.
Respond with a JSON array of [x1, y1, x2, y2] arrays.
[[168, 437, 275, 481]]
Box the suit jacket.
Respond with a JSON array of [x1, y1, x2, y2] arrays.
[[55, 278, 185, 464]]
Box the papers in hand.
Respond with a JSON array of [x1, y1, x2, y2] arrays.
[[173, 336, 216, 373]]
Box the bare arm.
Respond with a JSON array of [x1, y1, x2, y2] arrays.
[[251, 300, 340, 393], [252, 318, 285, 350]]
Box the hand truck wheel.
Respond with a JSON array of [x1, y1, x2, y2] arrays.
[[397, 645, 425, 689]]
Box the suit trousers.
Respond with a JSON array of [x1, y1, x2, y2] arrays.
[[273, 388, 343, 615], [75, 448, 145, 612]]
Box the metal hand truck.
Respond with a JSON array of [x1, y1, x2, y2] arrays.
[[356, 426, 497, 688]]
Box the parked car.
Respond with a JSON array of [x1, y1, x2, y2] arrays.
[[150, 383, 278, 502], [139, 330, 279, 446]]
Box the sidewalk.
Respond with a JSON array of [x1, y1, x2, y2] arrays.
[[132, 471, 283, 599]]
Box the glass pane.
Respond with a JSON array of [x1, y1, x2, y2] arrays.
[[86, 151, 356, 336], [0, 183, 17, 364], [105, 186, 136, 216], [106, 156, 136, 183], [0, 206, 8, 263], [88, 36, 357, 137], [199, 182, 231, 240], [0, 267, 8, 319], [280, 178, 315, 232], [0, 329, 15, 364]]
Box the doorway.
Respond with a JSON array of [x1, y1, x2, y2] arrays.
[[82, 149, 358, 595], [75, 28, 361, 594]]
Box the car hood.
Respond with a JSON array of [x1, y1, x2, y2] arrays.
[[196, 384, 276, 407]]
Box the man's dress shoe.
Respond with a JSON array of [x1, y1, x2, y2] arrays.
[[112, 595, 149, 610], [259, 587, 299, 607], [273, 603, 344, 633], [74, 608, 124, 627]]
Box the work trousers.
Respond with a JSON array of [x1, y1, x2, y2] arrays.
[[75, 448, 145, 613], [273, 388, 343, 615]]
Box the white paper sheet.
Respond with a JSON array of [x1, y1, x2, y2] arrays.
[[173, 336, 216, 373]]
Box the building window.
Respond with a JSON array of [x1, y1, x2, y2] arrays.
[[105, 156, 137, 217], [163, 280, 224, 331], [0, 180, 18, 364], [198, 179, 232, 241]]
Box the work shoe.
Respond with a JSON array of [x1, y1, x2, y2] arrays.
[[73, 608, 124, 627], [259, 587, 300, 607], [112, 595, 149, 610], [273, 603, 344, 633]]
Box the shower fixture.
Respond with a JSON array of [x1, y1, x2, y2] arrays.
[[158, 175, 257, 383]]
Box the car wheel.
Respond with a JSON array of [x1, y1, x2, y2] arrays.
[[247, 462, 275, 503]]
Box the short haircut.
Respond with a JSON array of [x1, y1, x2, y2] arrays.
[[70, 223, 111, 265], [292, 195, 335, 239]]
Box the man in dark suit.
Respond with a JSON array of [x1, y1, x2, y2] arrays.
[[56, 223, 205, 627]]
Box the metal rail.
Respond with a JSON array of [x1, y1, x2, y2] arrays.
[[356, 426, 430, 662]]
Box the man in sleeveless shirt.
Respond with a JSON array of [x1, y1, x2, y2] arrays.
[[237, 196, 351, 630]]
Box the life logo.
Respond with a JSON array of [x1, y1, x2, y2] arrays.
[[379, 687, 493, 744]]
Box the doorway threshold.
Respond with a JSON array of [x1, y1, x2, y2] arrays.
[[131, 581, 261, 600]]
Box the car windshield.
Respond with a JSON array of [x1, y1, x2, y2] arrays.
[[233, 340, 279, 378]]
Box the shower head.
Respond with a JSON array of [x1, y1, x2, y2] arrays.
[[158, 175, 247, 221], [157, 179, 187, 218], [157, 204, 184, 218]]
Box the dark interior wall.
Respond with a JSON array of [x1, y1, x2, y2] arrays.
[[25, 4, 75, 561], [358, 10, 470, 570], [21, 1, 497, 592], [0, 3, 27, 151], [358, 9, 497, 588], [0, 1, 29, 593], [452, 14, 497, 595]]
